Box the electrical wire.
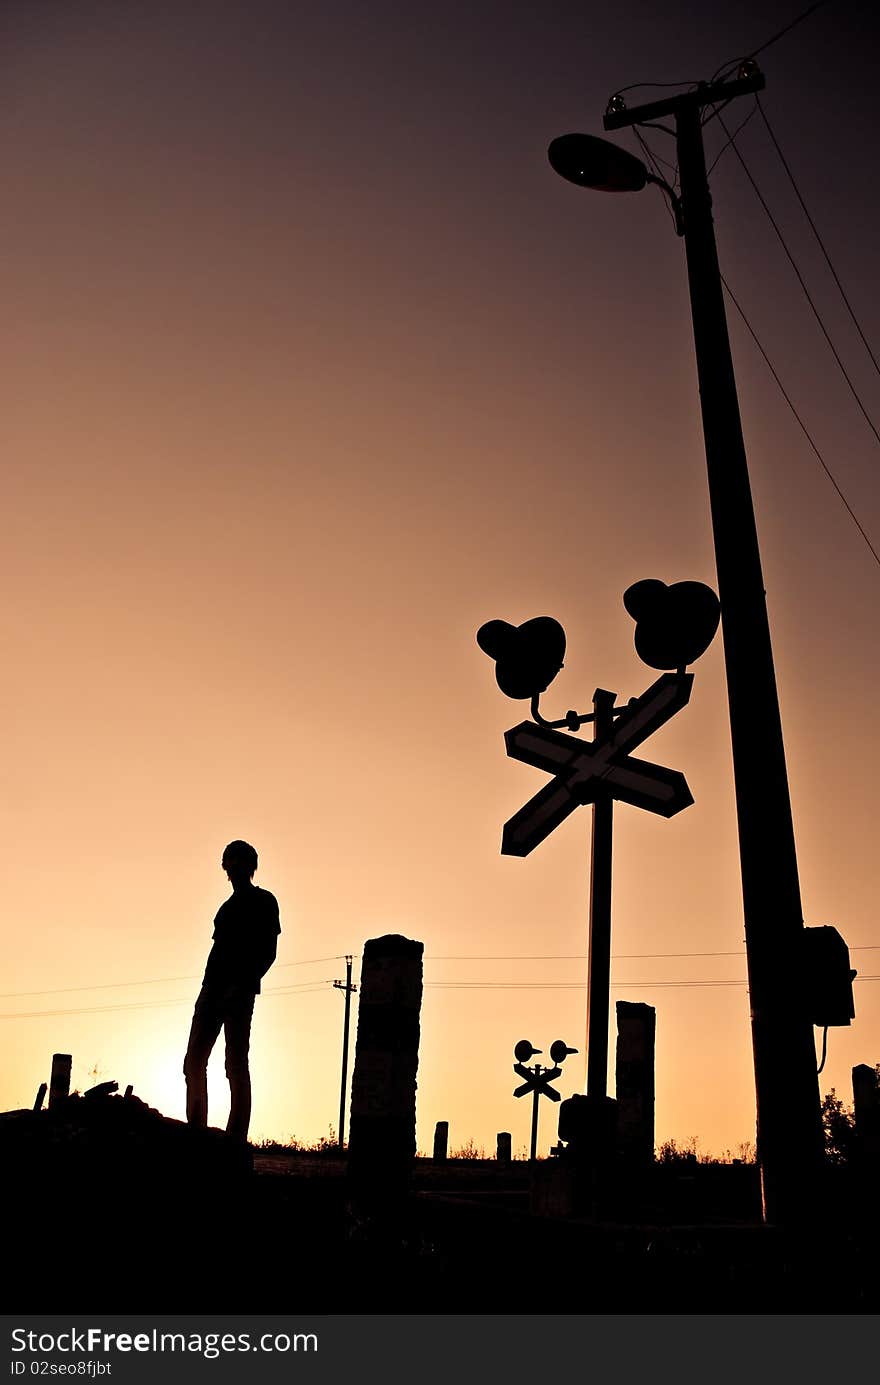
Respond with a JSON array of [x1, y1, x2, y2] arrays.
[[755, 93, 880, 382], [613, 78, 700, 96], [426, 980, 750, 989], [0, 979, 336, 1021], [631, 127, 679, 232], [633, 127, 678, 180], [3, 972, 877, 1019], [430, 951, 744, 960], [717, 109, 880, 455], [745, 0, 831, 61], [425, 976, 879, 991], [721, 272, 880, 569], [0, 953, 347, 1001], [701, 97, 737, 131], [6, 945, 878, 1003], [706, 101, 758, 174], [711, 0, 832, 82], [427, 946, 880, 959]]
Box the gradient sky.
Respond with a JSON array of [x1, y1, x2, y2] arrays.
[[1, 0, 877, 1159]]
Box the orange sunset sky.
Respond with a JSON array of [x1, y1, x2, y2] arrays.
[[1, 1, 878, 1158]]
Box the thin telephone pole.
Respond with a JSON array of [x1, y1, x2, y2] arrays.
[[333, 956, 356, 1150]]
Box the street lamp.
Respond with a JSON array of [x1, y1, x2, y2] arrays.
[[547, 132, 649, 191], [547, 133, 684, 234], [548, 70, 825, 1225]]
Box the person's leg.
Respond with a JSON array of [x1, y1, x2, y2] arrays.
[[183, 988, 224, 1127], [224, 990, 256, 1141]]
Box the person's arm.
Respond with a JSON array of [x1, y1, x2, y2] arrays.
[[254, 926, 278, 982], [250, 894, 280, 987]]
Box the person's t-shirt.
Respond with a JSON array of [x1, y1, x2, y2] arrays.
[[202, 885, 281, 994]]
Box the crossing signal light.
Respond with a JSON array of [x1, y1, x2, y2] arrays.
[[801, 925, 856, 1027], [477, 617, 566, 700], [549, 1040, 578, 1064], [623, 579, 720, 670]]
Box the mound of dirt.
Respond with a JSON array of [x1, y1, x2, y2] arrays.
[[1, 1092, 252, 1200]]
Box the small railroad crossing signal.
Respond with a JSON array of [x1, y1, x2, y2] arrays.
[[502, 671, 693, 856], [512, 1039, 578, 1160]]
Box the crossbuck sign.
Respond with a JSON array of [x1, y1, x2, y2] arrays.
[[502, 672, 695, 857]]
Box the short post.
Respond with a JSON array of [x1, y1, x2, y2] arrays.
[[33, 1082, 47, 1112], [347, 934, 424, 1233], [48, 1054, 72, 1109], [497, 1131, 512, 1164], [433, 1120, 449, 1163], [615, 1001, 656, 1165]]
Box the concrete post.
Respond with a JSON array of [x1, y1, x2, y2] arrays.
[[49, 1054, 72, 1109], [615, 1001, 655, 1165], [347, 935, 423, 1228], [496, 1131, 512, 1164], [432, 1120, 448, 1162]]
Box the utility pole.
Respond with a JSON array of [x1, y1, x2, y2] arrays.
[[333, 955, 356, 1150], [529, 1065, 542, 1162], [604, 70, 823, 1222], [585, 689, 616, 1099]]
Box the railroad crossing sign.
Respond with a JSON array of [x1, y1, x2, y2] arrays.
[[502, 671, 694, 856], [513, 1063, 563, 1102], [512, 1039, 578, 1160]]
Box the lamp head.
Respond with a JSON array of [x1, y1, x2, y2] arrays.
[[548, 133, 648, 193]]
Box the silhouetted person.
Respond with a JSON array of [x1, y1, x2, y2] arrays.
[[183, 840, 280, 1141]]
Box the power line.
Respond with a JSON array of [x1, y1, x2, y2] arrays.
[[755, 93, 880, 382], [3, 970, 877, 1019], [7, 944, 878, 1002], [614, 78, 701, 96], [706, 101, 758, 174], [0, 979, 335, 1021], [745, 0, 832, 62], [274, 955, 347, 970], [425, 976, 879, 991], [721, 272, 880, 569], [633, 126, 678, 180], [716, 109, 880, 456], [427, 946, 879, 959], [426, 980, 749, 989], [632, 127, 680, 232], [4, 937, 878, 1014], [429, 951, 744, 960], [712, 0, 832, 82], [0, 954, 347, 1001]]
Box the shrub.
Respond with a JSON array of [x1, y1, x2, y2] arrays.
[[821, 1089, 855, 1164], [450, 1137, 486, 1160]]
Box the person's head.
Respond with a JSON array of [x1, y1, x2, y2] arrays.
[[222, 840, 258, 889]]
